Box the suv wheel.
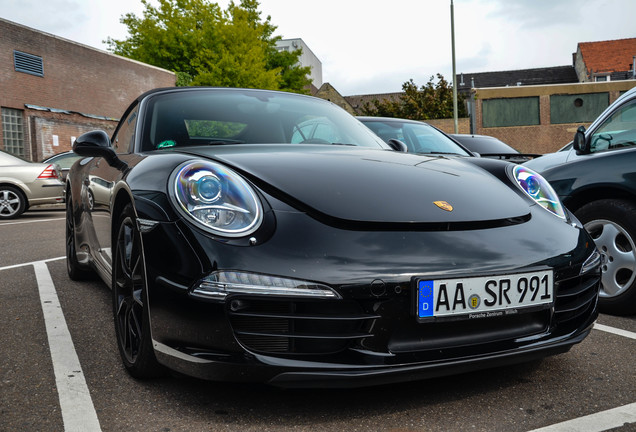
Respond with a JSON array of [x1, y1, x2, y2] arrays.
[[577, 199, 636, 315]]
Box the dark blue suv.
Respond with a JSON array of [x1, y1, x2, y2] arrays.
[[525, 86, 636, 315]]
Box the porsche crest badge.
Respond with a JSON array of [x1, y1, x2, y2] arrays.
[[433, 201, 453, 212]]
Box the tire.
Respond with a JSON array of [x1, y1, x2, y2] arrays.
[[112, 204, 164, 378], [576, 199, 636, 315], [66, 194, 94, 280], [0, 185, 26, 219]]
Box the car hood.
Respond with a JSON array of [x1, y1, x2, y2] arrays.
[[523, 149, 573, 172], [179, 145, 530, 224]]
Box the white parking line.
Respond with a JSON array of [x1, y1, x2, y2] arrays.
[[594, 323, 636, 340], [527, 402, 636, 432], [32, 261, 101, 432], [0, 217, 65, 226], [0, 256, 65, 272]]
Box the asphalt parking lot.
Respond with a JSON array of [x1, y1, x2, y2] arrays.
[[1, 207, 635, 432]]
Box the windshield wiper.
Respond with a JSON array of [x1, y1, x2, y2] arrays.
[[205, 138, 245, 145], [416, 151, 464, 155]]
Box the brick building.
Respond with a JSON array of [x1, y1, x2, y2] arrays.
[[472, 80, 636, 154], [574, 37, 636, 82], [0, 18, 176, 161]]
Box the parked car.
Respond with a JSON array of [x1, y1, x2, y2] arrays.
[[0, 149, 64, 218], [451, 134, 539, 163], [66, 87, 600, 387], [524, 85, 636, 315], [357, 116, 473, 156], [41, 150, 82, 181]]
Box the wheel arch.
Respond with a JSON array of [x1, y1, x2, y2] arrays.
[[111, 188, 134, 241], [564, 186, 636, 214]]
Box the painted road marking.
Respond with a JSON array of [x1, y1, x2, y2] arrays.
[[0, 217, 65, 226], [594, 322, 636, 340], [0, 256, 65, 272], [32, 261, 101, 432], [527, 402, 636, 432]]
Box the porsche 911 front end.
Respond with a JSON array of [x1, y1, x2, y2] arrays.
[[132, 145, 600, 388], [67, 87, 600, 388], [140, 203, 599, 388]]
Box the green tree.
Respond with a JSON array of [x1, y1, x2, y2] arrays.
[[267, 47, 312, 94], [106, 0, 311, 92], [361, 74, 467, 120]]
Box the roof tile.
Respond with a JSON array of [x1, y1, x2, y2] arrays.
[[579, 37, 636, 74]]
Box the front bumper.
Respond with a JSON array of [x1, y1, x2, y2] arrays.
[[153, 324, 593, 388], [140, 200, 600, 387]]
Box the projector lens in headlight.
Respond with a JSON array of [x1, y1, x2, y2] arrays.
[[512, 165, 566, 219], [171, 160, 263, 237]]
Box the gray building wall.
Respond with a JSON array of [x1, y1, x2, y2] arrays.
[[276, 38, 323, 88]]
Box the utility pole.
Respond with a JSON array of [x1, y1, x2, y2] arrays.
[[451, 0, 458, 133]]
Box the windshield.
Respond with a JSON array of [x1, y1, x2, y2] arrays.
[[141, 89, 388, 151], [361, 119, 471, 156]]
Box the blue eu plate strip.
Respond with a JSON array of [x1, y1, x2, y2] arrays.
[[418, 280, 434, 317]]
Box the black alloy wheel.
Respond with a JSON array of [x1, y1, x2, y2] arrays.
[[112, 204, 164, 378], [66, 194, 93, 280]]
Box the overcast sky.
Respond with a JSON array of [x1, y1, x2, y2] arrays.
[[2, 0, 635, 95]]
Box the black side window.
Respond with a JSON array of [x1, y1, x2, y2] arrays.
[[112, 108, 138, 154]]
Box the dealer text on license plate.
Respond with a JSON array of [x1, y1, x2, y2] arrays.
[[416, 270, 553, 320]]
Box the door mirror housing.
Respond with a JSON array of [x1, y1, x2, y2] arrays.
[[387, 138, 408, 152], [73, 130, 125, 168], [573, 126, 589, 155]]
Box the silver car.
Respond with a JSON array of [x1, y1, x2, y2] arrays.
[[41, 150, 82, 182], [0, 149, 65, 219]]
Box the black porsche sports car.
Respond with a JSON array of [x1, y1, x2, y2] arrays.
[[66, 87, 600, 388]]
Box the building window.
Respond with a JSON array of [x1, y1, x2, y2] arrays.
[[2, 108, 25, 157], [14, 50, 44, 77], [482, 97, 540, 128], [594, 75, 609, 82], [550, 93, 609, 124]]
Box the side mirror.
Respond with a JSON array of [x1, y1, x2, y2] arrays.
[[73, 130, 125, 168], [387, 138, 408, 152], [573, 126, 589, 155]]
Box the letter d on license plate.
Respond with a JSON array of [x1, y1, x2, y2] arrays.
[[417, 270, 553, 321]]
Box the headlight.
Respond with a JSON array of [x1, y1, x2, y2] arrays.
[[171, 160, 263, 237], [512, 165, 566, 219]]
